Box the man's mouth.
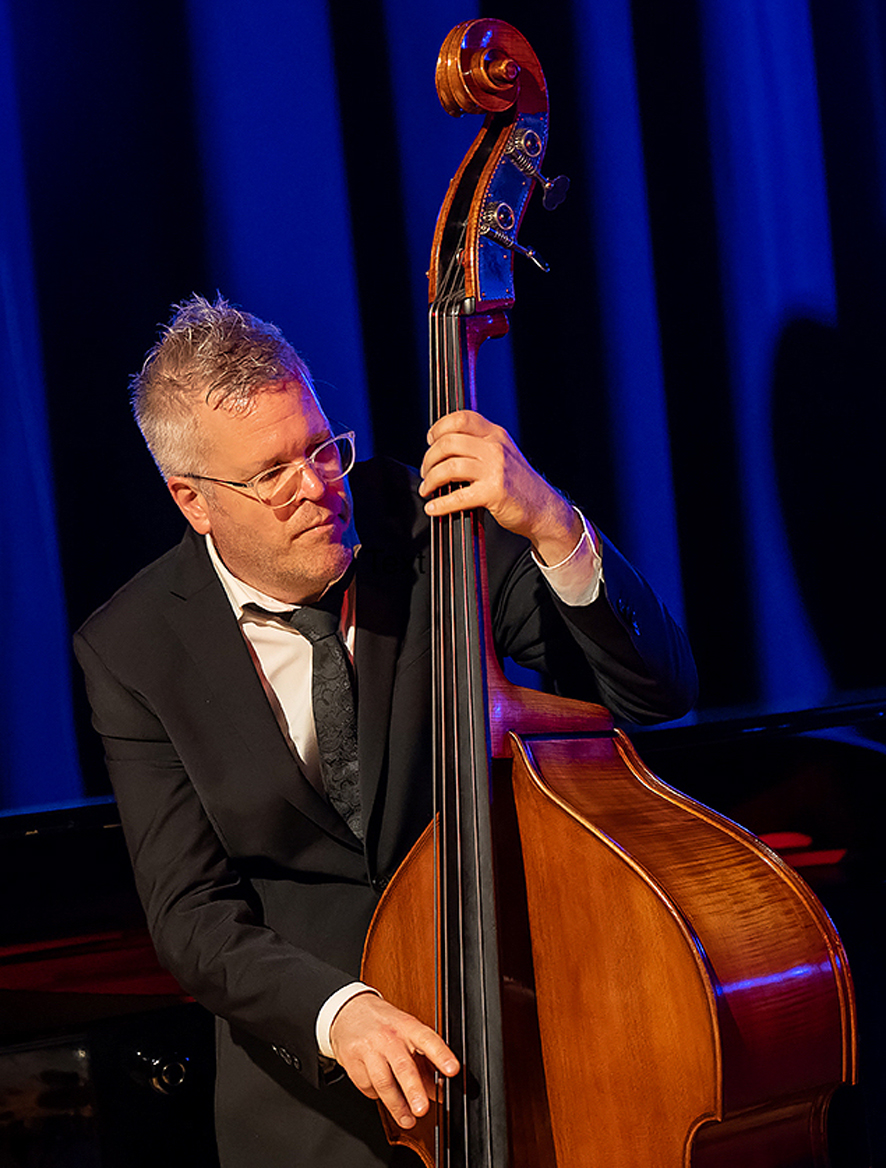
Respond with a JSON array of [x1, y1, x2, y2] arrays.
[[297, 509, 345, 536], [292, 494, 351, 539], [299, 517, 334, 534]]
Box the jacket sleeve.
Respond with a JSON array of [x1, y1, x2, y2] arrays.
[[486, 521, 698, 724], [73, 628, 355, 1088]]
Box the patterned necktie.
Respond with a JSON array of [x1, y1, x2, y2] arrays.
[[288, 600, 362, 839]]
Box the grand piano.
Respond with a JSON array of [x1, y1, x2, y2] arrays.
[[1, 700, 883, 1166]]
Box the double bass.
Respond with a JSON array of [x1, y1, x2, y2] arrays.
[[363, 19, 857, 1166]]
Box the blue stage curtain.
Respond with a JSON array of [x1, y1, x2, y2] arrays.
[[572, 0, 687, 630], [3, 0, 886, 809], [699, 0, 835, 708], [0, 0, 81, 810], [184, 0, 374, 447]]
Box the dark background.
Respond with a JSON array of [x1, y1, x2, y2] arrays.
[[1, 0, 884, 805]]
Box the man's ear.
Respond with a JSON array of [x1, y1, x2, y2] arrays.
[[167, 477, 212, 534]]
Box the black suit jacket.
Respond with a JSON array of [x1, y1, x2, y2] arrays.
[[74, 458, 696, 1166]]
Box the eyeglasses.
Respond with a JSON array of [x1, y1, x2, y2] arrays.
[[183, 431, 356, 510]]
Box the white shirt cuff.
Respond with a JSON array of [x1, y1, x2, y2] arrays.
[[532, 508, 603, 607], [315, 982, 381, 1059]]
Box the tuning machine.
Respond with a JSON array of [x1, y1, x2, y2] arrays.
[[480, 201, 550, 272], [505, 127, 570, 211]]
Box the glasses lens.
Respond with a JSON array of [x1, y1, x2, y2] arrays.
[[312, 434, 354, 482], [254, 463, 304, 507], [254, 433, 355, 508]]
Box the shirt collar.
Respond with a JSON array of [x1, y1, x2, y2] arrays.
[[204, 533, 360, 620], [204, 533, 294, 618]]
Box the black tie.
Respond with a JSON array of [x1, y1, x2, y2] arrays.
[[288, 600, 362, 839]]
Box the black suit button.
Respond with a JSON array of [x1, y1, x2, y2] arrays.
[[376, 876, 389, 892]]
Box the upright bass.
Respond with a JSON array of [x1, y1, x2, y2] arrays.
[[363, 19, 857, 1167]]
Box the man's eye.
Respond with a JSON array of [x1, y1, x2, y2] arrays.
[[313, 442, 338, 464]]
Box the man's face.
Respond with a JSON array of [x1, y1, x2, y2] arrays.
[[171, 380, 355, 604]]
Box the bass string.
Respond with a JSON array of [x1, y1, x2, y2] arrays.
[[428, 292, 461, 1166], [441, 298, 468, 1165], [429, 295, 459, 1164], [430, 286, 498, 1164], [445, 307, 498, 1165], [447, 305, 482, 1166]]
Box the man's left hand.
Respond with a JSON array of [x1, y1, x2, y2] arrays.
[[419, 410, 582, 566]]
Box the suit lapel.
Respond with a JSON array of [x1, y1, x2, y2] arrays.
[[164, 529, 361, 850], [348, 461, 431, 848], [353, 551, 403, 833]]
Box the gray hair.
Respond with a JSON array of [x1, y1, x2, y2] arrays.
[[130, 293, 312, 478]]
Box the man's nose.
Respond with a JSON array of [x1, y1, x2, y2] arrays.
[[297, 462, 328, 501]]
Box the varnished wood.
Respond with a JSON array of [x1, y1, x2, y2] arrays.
[[362, 823, 438, 1165], [506, 730, 856, 1166]]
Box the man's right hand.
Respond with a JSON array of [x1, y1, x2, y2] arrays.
[[329, 992, 460, 1128]]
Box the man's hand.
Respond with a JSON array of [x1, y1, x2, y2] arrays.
[[419, 410, 582, 566], [329, 993, 460, 1129]]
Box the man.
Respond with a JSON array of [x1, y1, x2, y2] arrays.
[[75, 294, 697, 1166]]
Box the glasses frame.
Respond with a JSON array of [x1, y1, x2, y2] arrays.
[[181, 430, 356, 510]]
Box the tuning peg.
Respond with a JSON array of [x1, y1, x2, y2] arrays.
[[480, 202, 551, 272], [510, 239, 551, 272], [505, 128, 570, 210], [539, 173, 570, 211]]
